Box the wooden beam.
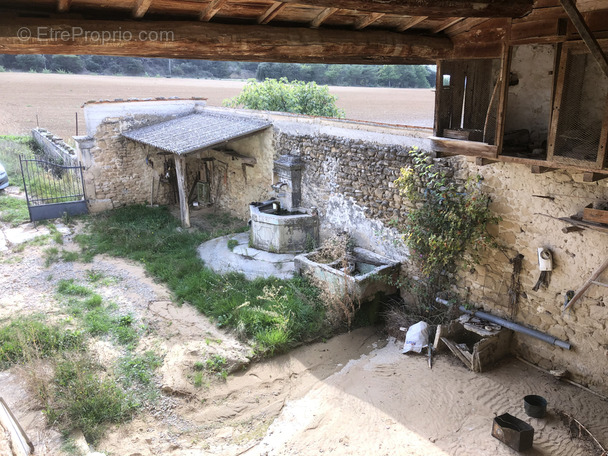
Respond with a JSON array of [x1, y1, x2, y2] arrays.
[[174, 155, 190, 228], [310, 7, 338, 28], [430, 136, 498, 158], [57, 0, 71, 13], [475, 157, 497, 166], [563, 256, 608, 312], [444, 17, 488, 36], [0, 15, 452, 64], [531, 165, 557, 173], [354, 13, 385, 30], [258, 2, 287, 25], [559, 0, 608, 77], [199, 0, 227, 22], [396, 16, 427, 32], [431, 18, 464, 34], [277, 0, 533, 18], [583, 172, 608, 182], [132, 0, 153, 18]]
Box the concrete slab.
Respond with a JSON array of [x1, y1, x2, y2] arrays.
[[198, 232, 296, 280]]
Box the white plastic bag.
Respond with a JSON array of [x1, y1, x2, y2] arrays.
[[402, 321, 429, 354]]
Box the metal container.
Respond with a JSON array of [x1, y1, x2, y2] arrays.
[[492, 413, 534, 452], [524, 395, 547, 418]]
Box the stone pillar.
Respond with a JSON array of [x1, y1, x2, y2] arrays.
[[273, 155, 303, 212]]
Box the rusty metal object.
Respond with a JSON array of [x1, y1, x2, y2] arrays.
[[491, 413, 534, 452]]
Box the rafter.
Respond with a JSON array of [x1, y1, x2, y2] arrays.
[[310, 7, 338, 28], [257, 2, 287, 25], [57, 0, 71, 13], [431, 17, 464, 34], [354, 13, 385, 30], [444, 17, 488, 36], [199, 0, 227, 22], [396, 16, 427, 32], [0, 15, 452, 64], [278, 0, 533, 18], [133, 0, 153, 18]]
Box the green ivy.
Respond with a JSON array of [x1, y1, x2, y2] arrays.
[[395, 148, 499, 294]]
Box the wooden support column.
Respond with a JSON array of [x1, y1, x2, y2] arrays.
[[559, 0, 608, 78], [174, 155, 190, 228], [583, 172, 608, 182]]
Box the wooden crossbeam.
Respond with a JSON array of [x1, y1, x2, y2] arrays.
[[354, 13, 385, 30], [559, 0, 608, 77], [396, 16, 427, 32], [531, 165, 557, 174], [431, 17, 464, 34], [278, 0, 533, 18], [563, 257, 608, 312], [444, 17, 488, 36], [258, 2, 286, 25], [200, 0, 227, 22], [310, 7, 338, 28], [57, 0, 71, 13], [0, 15, 452, 64], [133, 0, 153, 18]]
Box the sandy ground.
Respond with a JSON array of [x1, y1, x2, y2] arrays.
[[0, 219, 607, 456], [0, 72, 434, 141]]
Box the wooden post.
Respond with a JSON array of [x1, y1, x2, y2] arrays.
[[174, 155, 190, 228]]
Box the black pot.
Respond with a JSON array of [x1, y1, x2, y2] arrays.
[[524, 395, 547, 418]]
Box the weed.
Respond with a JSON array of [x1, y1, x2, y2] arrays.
[[0, 316, 83, 368], [57, 279, 93, 297], [227, 238, 239, 251], [84, 294, 103, 309], [48, 224, 63, 245], [117, 351, 161, 387], [61, 250, 80, 262], [192, 371, 205, 388], [85, 269, 105, 283], [84, 307, 113, 336], [205, 354, 227, 372], [43, 247, 61, 267], [45, 355, 137, 444], [0, 195, 29, 226], [193, 361, 205, 371]]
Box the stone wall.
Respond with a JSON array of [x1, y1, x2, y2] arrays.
[[31, 128, 78, 166]]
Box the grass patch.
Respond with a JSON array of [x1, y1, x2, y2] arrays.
[[57, 279, 93, 296], [77, 205, 327, 356], [45, 355, 137, 444], [227, 238, 239, 251], [0, 137, 36, 192], [61, 250, 80, 262], [0, 316, 83, 369], [0, 194, 29, 226]]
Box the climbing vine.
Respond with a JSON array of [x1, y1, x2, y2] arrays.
[[395, 148, 499, 301]]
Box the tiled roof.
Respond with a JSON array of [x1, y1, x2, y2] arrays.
[[122, 111, 272, 155]]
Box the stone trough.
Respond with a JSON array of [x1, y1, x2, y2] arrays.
[[294, 247, 400, 302]]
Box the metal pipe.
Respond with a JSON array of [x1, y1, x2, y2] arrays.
[[435, 298, 571, 350]]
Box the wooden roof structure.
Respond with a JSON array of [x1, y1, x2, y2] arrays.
[[0, 0, 607, 64]]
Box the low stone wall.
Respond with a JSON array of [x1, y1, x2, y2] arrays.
[[31, 128, 78, 166]]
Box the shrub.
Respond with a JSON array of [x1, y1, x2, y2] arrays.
[[224, 78, 344, 118]]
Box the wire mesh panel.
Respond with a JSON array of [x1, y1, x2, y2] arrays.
[[551, 46, 608, 165], [437, 58, 501, 144], [19, 156, 88, 221]]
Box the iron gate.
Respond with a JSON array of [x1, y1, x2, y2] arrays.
[[19, 156, 88, 222]]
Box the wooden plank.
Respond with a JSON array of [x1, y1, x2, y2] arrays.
[[174, 155, 190, 228], [0, 15, 452, 64], [199, 0, 227, 21], [597, 95, 608, 169], [354, 12, 385, 30], [310, 7, 338, 28], [554, 216, 608, 234], [430, 136, 499, 157], [583, 172, 608, 182], [563, 256, 608, 312], [431, 17, 464, 34], [133, 0, 153, 18], [276, 0, 534, 18], [0, 398, 34, 456], [258, 2, 287, 25], [441, 337, 473, 370], [445, 17, 488, 36], [396, 16, 427, 32], [583, 207, 608, 223], [475, 157, 497, 165], [559, 0, 608, 77], [433, 60, 442, 137], [493, 42, 511, 155], [57, 0, 71, 12], [546, 45, 570, 161]]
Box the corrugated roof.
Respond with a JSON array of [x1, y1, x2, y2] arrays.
[[122, 111, 272, 155]]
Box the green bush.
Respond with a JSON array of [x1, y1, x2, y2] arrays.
[[224, 78, 344, 118]]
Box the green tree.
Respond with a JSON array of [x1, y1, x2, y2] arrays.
[[15, 54, 46, 72], [51, 55, 84, 74], [224, 78, 344, 118]]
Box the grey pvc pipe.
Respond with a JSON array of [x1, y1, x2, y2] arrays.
[[435, 298, 571, 350]]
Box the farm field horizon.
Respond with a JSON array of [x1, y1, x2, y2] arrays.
[[0, 72, 434, 141]]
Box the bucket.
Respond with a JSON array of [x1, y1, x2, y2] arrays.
[[524, 395, 547, 418]]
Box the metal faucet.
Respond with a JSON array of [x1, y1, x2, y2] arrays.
[[271, 182, 288, 192]]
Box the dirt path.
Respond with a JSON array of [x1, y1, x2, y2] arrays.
[[1, 223, 607, 456]]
